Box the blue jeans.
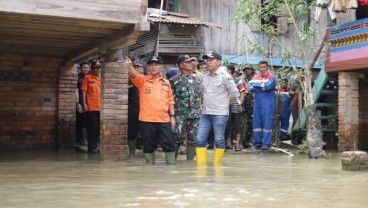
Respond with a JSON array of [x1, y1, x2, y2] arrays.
[[196, 114, 228, 149]]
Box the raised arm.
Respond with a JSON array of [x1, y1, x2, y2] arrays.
[[125, 56, 137, 78]]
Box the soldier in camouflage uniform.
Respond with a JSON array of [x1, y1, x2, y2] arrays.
[[241, 64, 255, 148], [170, 55, 202, 160]]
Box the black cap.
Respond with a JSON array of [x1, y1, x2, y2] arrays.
[[202, 51, 222, 60], [91, 60, 101, 70], [133, 61, 144, 67], [176, 54, 195, 65], [166, 67, 179, 79], [226, 64, 235, 71], [147, 55, 163, 64]]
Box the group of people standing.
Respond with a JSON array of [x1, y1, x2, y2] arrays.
[[75, 60, 102, 154], [76, 51, 301, 164], [126, 51, 300, 166]]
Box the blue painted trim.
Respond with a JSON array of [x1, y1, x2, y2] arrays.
[[221, 55, 323, 69], [331, 42, 368, 53], [330, 28, 368, 40], [329, 17, 368, 31]]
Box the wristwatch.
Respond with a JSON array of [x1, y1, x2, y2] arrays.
[[169, 114, 175, 117]]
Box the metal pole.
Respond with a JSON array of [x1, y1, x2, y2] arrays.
[[154, 0, 164, 56], [160, 0, 164, 16], [155, 24, 160, 56]]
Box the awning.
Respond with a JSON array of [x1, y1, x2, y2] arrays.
[[148, 12, 223, 29], [222, 55, 323, 69]]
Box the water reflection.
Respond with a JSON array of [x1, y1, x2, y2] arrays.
[[0, 150, 367, 208]]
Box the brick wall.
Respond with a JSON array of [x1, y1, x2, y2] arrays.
[[338, 72, 360, 151], [0, 55, 63, 149], [359, 71, 368, 150], [58, 64, 78, 148], [100, 62, 128, 160]]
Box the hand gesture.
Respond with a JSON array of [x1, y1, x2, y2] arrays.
[[125, 56, 132, 66], [77, 103, 83, 113], [84, 104, 88, 112]]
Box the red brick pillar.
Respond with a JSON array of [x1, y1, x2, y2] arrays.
[[100, 61, 128, 160], [338, 72, 360, 151], [57, 63, 78, 148]]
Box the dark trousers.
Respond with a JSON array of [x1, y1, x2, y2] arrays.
[[291, 103, 299, 128], [225, 112, 242, 139], [87, 111, 100, 151], [291, 102, 304, 145], [76, 111, 87, 143], [140, 121, 175, 153], [128, 113, 139, 141]]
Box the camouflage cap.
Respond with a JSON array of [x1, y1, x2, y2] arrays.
[[242, 63, 255, 71]]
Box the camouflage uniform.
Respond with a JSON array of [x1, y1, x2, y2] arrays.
[[242, 75, 254, 146], [170, 72, 202, 146]]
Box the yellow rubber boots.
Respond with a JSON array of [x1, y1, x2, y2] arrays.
[[196, 147, 225, 165], [195, 147, 208, 165], [213, 148, 225, 165]]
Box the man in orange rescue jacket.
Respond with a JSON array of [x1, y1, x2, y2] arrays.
[[81, 60, 101, 154], [126, 55, 176, 165]]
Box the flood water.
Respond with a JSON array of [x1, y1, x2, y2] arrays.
[[1, 150, 368, 208]]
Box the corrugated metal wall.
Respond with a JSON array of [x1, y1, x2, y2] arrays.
[[179, 0, 356, 61]]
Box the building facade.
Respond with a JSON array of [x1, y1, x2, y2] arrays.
[[0, 0, 150, 160], [326, 16, 368, 151]]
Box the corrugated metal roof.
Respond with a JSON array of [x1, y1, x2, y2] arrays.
[[148, 14, 223, 29]]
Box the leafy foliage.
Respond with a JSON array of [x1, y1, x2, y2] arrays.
[[235, 0, 327, 158], [234, 0, 319, 66]]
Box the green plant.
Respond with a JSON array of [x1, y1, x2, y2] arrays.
[[235, 0, 327, 158], [297, 139, 309, 155]]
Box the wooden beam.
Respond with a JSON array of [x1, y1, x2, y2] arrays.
[[0, 45, 72, 57], [0, 30, 97, 41], [158, 47, 204, 54], [129, 42, 156, 59], [0, 36, 86, 48], [326, 57, 368, 72], [0, 0, 142, 24], [0, 12, 126, 29], [0, 1, 150, 59], [0, 21, 114, 36], [66, 25, 142, 62]]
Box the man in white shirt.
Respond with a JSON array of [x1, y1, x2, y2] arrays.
[[196, 51, 240, 166]]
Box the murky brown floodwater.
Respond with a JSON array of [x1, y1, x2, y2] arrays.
[[0, 150, 367, 208]]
